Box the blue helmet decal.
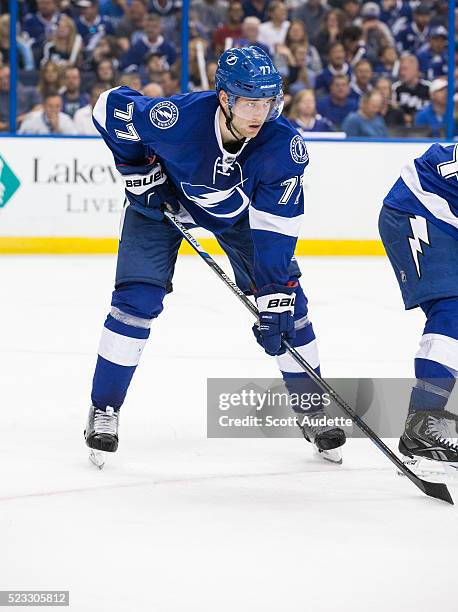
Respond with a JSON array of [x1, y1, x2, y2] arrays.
[[216, 46, 283, 121]]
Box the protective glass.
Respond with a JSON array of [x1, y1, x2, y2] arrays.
[[228, 92, 284, 122]]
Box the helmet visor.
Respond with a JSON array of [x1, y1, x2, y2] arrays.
[[228, 92, 284, 122]]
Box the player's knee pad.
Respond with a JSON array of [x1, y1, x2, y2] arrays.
[[98, 282, 166, 368], [417, 297, 458, 373], [111, 282, 167, 320]]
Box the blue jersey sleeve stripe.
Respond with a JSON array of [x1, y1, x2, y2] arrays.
[[249, 206, 304, 237]]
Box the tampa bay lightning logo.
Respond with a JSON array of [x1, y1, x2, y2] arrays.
[[181, 160, 250, 218], [290, 135, 309, 164], [150, 101, 179, 129]]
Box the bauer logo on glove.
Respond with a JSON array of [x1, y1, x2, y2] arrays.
[[117, 156, 179, 220], [253, 284, 296, 356]]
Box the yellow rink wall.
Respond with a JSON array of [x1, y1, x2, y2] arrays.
[[0, 236, 386, 256], [0, 137, 443, 256]]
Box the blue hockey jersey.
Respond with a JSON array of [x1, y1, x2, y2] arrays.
[[92, 86, 308, 288], [384, 143, 458, 240]]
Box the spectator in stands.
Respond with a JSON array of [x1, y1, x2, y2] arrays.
[[76, 0, 115, 53], [23, 0, 60, 64], [149, 0, 180, 45], [416, 25, 448, 81], [359, 2, 394, 64], [99, 0, 129, 21], [213, 1, 244, 57], [395, 3, 431, 54], [341, 0, 361, 24], [0, 15, 35, 70], [18, 92, 76, 134], [315, 42, 351, 93], [115, 0, 147, 46], [158, 67, 180, 97], [119, 72, 142, 89], [233, 17, 270, 56], [144, 56, 163, 82], [140, 51, 166, 85], [73, 83, 108, 134], [316, 74, 358, 128], [340, 25, 367, 67], [379, 0, 412, 33], [206, 60, 217, 89], [314, 8, 346, 61], [94, 58, 118, 87], [392, 54, 430, 125], [275, 21, 321, 80], [38, 59, 62, 99], [374, 75, 404, 130], [288, 88, 335, 134], [414, 77, 447, 138], [349, 58, 373, 102], [242, 0, 268, 23], [258, 1, 290, 56], [142, 82, 164, 97], [83, 35, 120, 71], [192, 0, 228, 38], [188, 11, 208, 43], [373, 45, 399, 80], [0, 65, 41, 131], [293, 0, 328, 46], [42, 15, 83, 67], [287, 44, 317, 95], [285, 20, 322, 75], [60, 65, 89, 117], [342, 90, 388, 137], [119, 13, 176, 71]]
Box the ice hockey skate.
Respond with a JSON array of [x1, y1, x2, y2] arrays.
[[398, 408, 458, 481], [296, 409, 346, 464], [84, 405, 119, 469]]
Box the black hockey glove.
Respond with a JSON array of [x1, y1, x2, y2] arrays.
[[117, 156, 179, 221], [252, 284, 296, 356]]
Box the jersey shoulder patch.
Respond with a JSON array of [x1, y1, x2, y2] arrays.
[[149, 100, 179, 129], [289, 134, 309, 164]]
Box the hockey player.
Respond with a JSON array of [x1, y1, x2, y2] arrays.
[[85, 46, 346, 465], [379, 143, 458, 474]]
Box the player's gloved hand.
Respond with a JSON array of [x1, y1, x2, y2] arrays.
[[117, 156, 179, 221], [252, 284, 296, 356]]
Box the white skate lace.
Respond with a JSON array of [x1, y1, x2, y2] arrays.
[[94, 408, 118, 436], [425, 416, 458, 450]]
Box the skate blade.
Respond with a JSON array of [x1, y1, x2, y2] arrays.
[[89, 449, 105, 470], [315, 446, 343, 464], [397, 455, 458, 482]]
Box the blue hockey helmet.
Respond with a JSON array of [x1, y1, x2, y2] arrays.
[[215, 46, 284, 122]]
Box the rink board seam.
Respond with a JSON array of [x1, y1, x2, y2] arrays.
[[0, 238, 386, 256]]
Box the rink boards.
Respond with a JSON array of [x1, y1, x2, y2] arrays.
[[0, 136, 441, 254]]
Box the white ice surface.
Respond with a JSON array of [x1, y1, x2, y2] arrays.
[[1, 255, 456, 612]]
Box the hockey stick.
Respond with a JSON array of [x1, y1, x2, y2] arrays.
[[164, 211, 454, 505]]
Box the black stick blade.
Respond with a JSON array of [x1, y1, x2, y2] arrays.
[[417, 479, 454, 505]]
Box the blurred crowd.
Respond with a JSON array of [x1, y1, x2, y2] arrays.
[[0, 0, 457, 137]]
